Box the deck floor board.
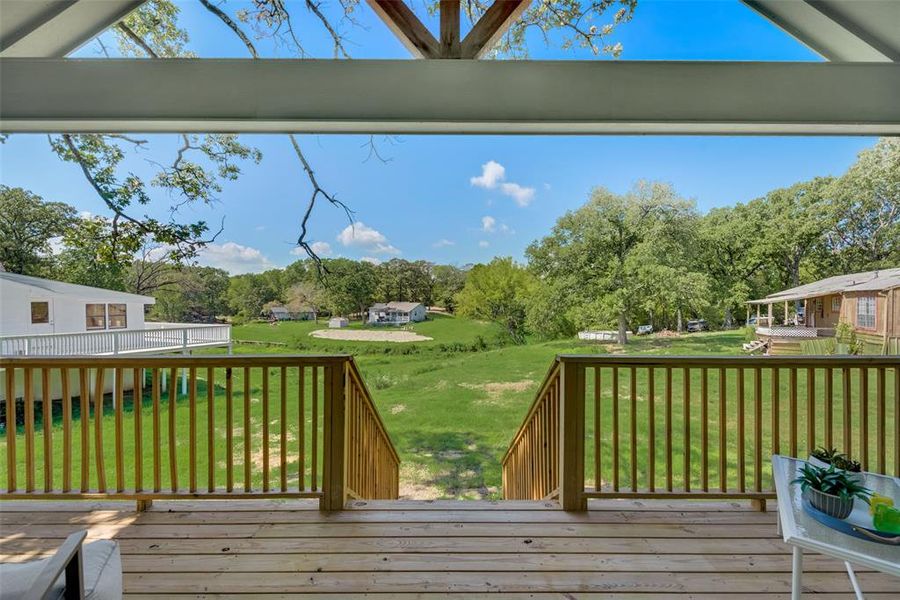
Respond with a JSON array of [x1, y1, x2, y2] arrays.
[[2, 499, 897, 597]]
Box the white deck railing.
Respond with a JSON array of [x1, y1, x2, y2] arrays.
[[756, 325, 834, 339], [0, 323, 231, 356]]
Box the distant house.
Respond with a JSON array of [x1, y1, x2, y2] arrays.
[[748, 268, 900, 354], [266, 305, 317, 321], [368, 302, 426, 325]]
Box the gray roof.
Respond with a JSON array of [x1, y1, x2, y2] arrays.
[[371, 301, 424, 313], [749, 268, 900, 304], [0, 272, 156, 304]]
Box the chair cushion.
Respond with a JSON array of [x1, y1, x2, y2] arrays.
[[0, 540, 122, 600]]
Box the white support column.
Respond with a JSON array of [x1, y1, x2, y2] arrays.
[[181, 350, 189, 395], [161, 368, 167, 393], [791, 545, 803, 600]]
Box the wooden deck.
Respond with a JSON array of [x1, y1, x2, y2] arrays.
[[2, 499, 898, 598]]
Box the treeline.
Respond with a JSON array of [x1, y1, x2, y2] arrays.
[[1, 138, 896, 341]]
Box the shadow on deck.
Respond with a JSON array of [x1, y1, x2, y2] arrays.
[[1, 499, 897, 598]]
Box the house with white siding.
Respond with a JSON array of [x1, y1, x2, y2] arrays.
[[367, 301, 427, 325]]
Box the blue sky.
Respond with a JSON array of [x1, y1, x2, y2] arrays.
[[0, 1, 877, 273]]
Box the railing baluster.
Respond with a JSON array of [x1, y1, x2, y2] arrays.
[[207, 367, 215, 493], [842, 367, 851, 458], [789, 368, 798, 458], [630, 366, 637, 492], [612, 366, 619, 492], [226, 367, 233, 493], [859, 367, 869, 471], [133, 368, 143, 493], [152, 368, 161, 493], [719, 367, 726, 493], [894, 366, 899, 478], [189, 367, 197, 493], [262, 367, 270, 492], [312, 366, 319, 492], [824, 367, 833, 451], [115, 368, 124, 493], [168, 367, 177, 492], [683, 367, 691, 492], [243, 367, 251, 492], [737, 367, 745, 493], [5, 367, 16, 492], [94, 368, 106, 493], [24, 367, 35, 492], [754, 367, 762, 493], [42, 368, 51, 492], [807, 367, 816, 457], [79, 368, 89, 493], [665, 367, 673, 492], [594, 367, 601, 491], [701, 367, 708, 492], [298, 366, 305, 491], [647, 367, 655, 492], [281, 366, 287, 493], [876, 367, 885, 475]]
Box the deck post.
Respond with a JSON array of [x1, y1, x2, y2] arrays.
[[136, 499, 152, 512], [321, 360, 348, 511], [559, 359, 587, 511]]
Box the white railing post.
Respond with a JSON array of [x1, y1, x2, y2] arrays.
[[113, 332, 120, 355], [182, 328, 189, 350]]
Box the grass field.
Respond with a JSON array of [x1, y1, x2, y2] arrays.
[[1, 315, 895, 499]]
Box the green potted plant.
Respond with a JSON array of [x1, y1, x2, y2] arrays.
[[792, 464, 871, 519], [809, 447, 862, 476]]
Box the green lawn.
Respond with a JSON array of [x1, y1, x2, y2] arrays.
[[1, 322, 895, 499]]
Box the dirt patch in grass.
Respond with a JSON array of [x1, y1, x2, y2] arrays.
[[390, 404, 406, 415], [458, 379, 536, 400], [310, 329, 433, 343]]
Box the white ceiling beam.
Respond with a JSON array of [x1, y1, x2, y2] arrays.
[[1, 59, 898, 135], [0, 0, 146, 58], [742, 0, 893, 62]]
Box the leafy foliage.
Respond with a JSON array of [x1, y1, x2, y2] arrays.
[[455, 258, 534, 343], [0, 186, 76, 276], [792, 463, 870, 501]]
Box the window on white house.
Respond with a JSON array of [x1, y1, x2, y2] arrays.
[[108, 303, 127, 329], [831, 296, 841, 312], [86, 304, 106, 330], [856, 296, 876, 329], [30, 301, 49, 324]]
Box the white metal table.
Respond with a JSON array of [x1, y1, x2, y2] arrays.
[[772, 455, 900, 599]]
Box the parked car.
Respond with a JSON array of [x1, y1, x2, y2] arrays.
[[636, 324, 653, 336], [686, 319, 708, 333]]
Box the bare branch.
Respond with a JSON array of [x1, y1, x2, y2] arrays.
[[198, 0, 259, 58], [116, 22, 159, 58], [305, 0, 351, 58]]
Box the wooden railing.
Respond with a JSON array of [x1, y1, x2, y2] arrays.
[[345, 362, 401, 502], [502, 362, 560, 501], [503, 356, 899, 511], [0, 355, 399, 510], [0, 324, 231, 357]]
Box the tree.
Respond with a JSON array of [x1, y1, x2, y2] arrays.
[[432, 265, 467, 312], [0, 186, 76, 275], [823, 138, 900, 271], [527, 181, 702, 344], [374, 259, 434, 304], [152, 266, 230, 322], [455, 257, 534, 343], [286, 281, 327, 315], [227, 273, 280, 319], [54, 215, 145, 290], [320, 259, 376, 317]]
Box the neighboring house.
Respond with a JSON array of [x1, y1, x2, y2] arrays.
[[748, 268, 900, 354], [368, 302, 427, 325], [266, 305, 317, 321], [0, 272, 154, 336]]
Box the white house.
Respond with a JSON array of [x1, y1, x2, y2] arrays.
[[368, 302, 427, 325], [1, 271, 154, 336]]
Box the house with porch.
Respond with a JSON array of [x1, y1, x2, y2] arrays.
[[367, 301, 426, 325], [748, 268, 900, 354]]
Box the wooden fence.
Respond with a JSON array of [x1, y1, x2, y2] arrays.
[[0, 355, 399, 510], [503, 356, 899, 511]]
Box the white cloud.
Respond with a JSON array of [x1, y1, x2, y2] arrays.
[[292, 241, 332, 257], [481, 216, 496, 232], [196, 242, 274, 275], [432, 239, 455, 248], [500, 182, 535, 207], [470, 160, 506, 189], [254, 225, 266, 231], [470, 160, 535, 207], [361, 256, 382, 265], [478, 240, 489, 248], [337, 222, 400, 256]]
